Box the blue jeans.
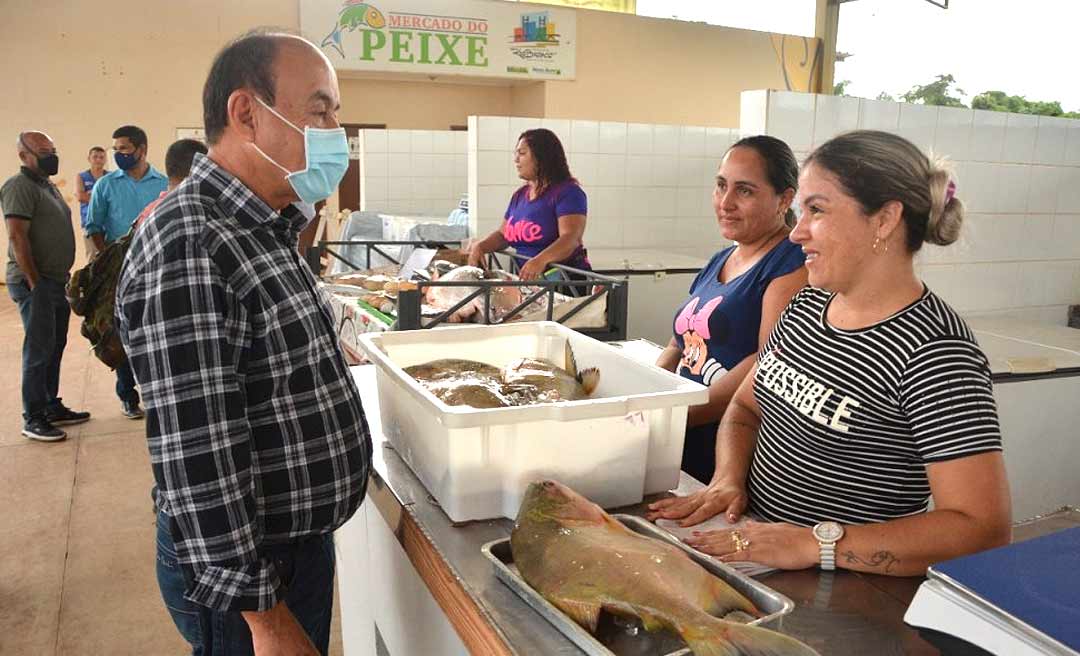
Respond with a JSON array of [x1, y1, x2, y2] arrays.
[[115, 358, 139, 404], [155, 511, 335, 656], [8, 276, 70, 421]]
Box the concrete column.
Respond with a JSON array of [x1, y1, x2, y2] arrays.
[[815, 0, 841, 94]]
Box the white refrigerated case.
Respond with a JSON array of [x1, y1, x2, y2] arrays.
[[967, 317, 1080, 521]]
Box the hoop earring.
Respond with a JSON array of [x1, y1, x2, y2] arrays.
[[872, 236, 889, 255]]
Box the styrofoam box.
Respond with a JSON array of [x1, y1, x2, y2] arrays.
[[358, 322, 709, 521]]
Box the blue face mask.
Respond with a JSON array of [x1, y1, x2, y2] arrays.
[[253, 98, 349, 204], [115, 150, 139, 171]]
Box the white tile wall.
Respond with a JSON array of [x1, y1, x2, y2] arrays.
[[748, 90, 1080, 322], [470, 116, 736, 258], [857, 98, 900, 131], [1003, 113, 1039, 164], [933, 107, 973, 161], [1065, 120, 1080, 166], [767, 91, 815, 153], [1034, 116, 1069, 166], [970, 110, 1007, 162], [812, 94, 859, 148], [897, 103, 939, 155], [359, 129, 467, 216]]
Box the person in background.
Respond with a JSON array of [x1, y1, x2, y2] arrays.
[[468, 128, 590, 282], [656, 136, 807, 484], [86, 124, 167, 419], [650, 130, 1011, 577], [116, 31, 371, 655], [2, 131, 91, 441], [132, 138, 208, 229], [75, 145, 107, 259]]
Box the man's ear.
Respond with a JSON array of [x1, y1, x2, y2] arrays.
[[227, 90, 258, 142]]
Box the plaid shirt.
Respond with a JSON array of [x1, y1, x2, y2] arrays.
[[116, 154, 371, 612]]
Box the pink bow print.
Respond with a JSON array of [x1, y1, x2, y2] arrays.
[[674, 296, 724, 339]]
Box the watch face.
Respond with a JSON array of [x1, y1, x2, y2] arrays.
[[815, 522, 844, 541]]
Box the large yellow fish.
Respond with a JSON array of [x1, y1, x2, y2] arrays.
[[511, 480, 819, 656]]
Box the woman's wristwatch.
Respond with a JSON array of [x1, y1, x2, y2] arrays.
[[812, 521, 845, 571]]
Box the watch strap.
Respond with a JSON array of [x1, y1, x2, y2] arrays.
[[819, 542, 836, 570]]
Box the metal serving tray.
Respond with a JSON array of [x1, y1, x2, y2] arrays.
[[481, 514, 795, 656]]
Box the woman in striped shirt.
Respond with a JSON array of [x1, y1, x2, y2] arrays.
[[649, 130, 1011, 577]]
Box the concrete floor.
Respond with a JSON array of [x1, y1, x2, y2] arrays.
[[0, 297, 344, 655]]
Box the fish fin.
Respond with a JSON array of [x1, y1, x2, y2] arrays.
[[550, 597, 602, 634], [703, 578, 761, 618], [600, 601, 671, 635], [636, 609, 666, 633], [576, 367, 600, 396], [682, 617, 820, 656], [564, 340, 579, 377]]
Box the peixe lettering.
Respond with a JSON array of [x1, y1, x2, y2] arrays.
[[503, 218, 543, 243], [758, 350, 861, 432]]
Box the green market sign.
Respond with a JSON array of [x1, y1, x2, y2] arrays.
[[300, 0, 577, 80]]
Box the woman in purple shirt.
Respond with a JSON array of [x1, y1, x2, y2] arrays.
[[469, 129, 590, 280]]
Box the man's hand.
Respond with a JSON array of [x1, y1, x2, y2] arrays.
[[242, 601, 319, 656]]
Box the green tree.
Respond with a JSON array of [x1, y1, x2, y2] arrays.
[[971, 90, 1080, 118], [876, 91, 895, 102], [833, 79, 851, 96], [901, 74, 966, 107]]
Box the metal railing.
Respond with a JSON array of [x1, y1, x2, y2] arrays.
[[311, 240, 628, 341]]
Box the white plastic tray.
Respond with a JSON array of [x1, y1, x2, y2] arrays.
[[358, 322, 708, 521]]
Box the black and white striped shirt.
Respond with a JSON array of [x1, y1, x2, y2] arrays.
[[747, 286, 1002, 526], [116, 154, 372, 612]]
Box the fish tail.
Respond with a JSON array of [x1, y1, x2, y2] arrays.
[[577, 367, 600, 396], [321, 27, 345, 57], [682, 617, 819, 656], [565, 340, 600, 395]]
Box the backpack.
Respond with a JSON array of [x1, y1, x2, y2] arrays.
[[66, 228, 135, 370]]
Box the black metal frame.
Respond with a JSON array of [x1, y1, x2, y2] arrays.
[[311, 240, 628, 341]]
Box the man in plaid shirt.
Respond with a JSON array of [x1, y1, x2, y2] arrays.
[[116, 31, 371, 655]]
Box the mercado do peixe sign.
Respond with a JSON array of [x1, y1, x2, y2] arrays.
[[299, 0, 577, 80]]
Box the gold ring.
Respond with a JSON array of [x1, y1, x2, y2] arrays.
[[730, 530, 750, 553]]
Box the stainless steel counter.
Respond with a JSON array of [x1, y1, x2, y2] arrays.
[[348, 365, 1079, 655]]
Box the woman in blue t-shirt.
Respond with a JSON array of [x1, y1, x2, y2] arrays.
[[468, 129, 590, 281], [75, 146, 108, 257], [656, 136, 808, 483]]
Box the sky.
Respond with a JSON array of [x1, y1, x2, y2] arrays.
[[634, 0, 1080, 112]]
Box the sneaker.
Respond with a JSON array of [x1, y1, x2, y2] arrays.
[[22, 418, 67, 442], [121, 400, 145, 419], [46, 403, 91, 426]]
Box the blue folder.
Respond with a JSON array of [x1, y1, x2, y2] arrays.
[[931, 526, 1080, 650]]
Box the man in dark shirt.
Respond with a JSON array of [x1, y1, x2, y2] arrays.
[[2, 131, 91, 441], [116, 32, 370, 655]]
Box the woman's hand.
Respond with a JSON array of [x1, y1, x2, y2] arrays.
[[684, 520, 819, 571], [467, 245, 487, 269], [518, 256, 550, 281], [646, 481, 748, 527]]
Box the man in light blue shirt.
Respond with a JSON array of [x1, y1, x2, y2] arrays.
[[85, 125, 166, 419], [86, 126, 167, 250]]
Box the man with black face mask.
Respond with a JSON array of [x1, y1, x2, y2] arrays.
[[2, 131, 91, 441]]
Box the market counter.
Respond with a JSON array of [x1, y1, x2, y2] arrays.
[[336, 365, 1077, 656]]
